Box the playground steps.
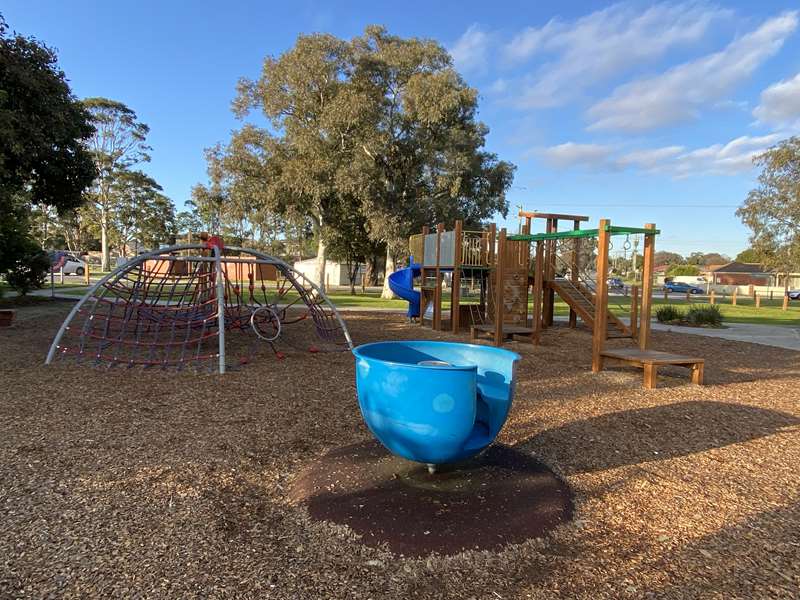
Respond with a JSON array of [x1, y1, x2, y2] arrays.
[[550, 278, 632, 338]]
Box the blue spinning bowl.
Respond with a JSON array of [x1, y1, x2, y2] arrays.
[[353, 341, 520, 465]]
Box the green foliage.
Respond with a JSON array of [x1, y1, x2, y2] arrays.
[[653, 251, 684, 266], [685, 304, 723, 327], [735, 248, 760, 263], [111, 169, 175, 254], [202, 26, 515, 290], [737, 137, 800, 275], [4, 237, 49, 295], [82, 97, 153, 269], [655, 305, 684, 323], [0, 15, 96, 274], [686, 251, 729, 266], [666, 264, 700, 276]]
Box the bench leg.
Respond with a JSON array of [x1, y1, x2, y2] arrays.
[[691, 363, 704, 386], [643, 364, 658, 389]]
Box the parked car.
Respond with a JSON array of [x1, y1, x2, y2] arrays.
[[788, 290, 800, 300], [49, 251, 87, 276], [663, 281, 703, 294]]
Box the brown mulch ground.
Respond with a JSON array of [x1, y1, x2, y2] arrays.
[[1, 302, 799, 599]]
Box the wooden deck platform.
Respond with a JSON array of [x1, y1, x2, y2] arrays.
[[600, 348, 704, 389], [470, 323, 534, 343]]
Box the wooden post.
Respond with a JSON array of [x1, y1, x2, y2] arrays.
[[84, 261, 90, 285], [630, 285, 639, 341], [419, 225, 429, 326], [783, 293, 789, 311], [487, 223, 497, 266], [710, 290, 716, 305], [494, 228, 507, 347], [451, 220, 463, 333], [434, 223, 444, 331], [592, 219, 611, 373], [685, 290, 691, 303], [487, 223, 497, 325], [544, 218, 558, 326], [532, 240, 544, 345], [770, 290, 774, 301], [732, 288, 737, 306], [638, 223, 656, 351], [569, 219, 580, 328], [663, 288, 668, 301], [755, 294, 761, 309]]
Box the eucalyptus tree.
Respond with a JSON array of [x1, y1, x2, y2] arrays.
[[231, 35, 369, 290], [738, 137, 800, 289], [347, 26, 515, 296], [82, 97, 151, 270], [210, 26, 514, 294], [111, 169, 175, 255]]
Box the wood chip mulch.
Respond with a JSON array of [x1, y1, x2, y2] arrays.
[[1, 303, 799, 599]]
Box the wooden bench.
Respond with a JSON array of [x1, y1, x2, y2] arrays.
[[600, 348, 704, 389], [470, 323, 534, 343]]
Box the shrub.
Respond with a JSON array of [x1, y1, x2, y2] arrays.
[[666, 264, 700, 277], [656, 305, 684, 323], [686, 304, 723, 327], [4, 239, 50, 296]]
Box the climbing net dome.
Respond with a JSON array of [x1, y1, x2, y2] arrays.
[[46, 242, 353, 372]]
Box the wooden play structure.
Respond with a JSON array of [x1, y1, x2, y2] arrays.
[[407, 220, 532, 340], [404, 211, 705, 390]]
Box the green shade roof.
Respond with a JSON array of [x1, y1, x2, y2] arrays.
[[507, 224, 659, 242]]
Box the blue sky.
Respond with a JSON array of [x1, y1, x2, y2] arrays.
[[7, 1, 800, 257]]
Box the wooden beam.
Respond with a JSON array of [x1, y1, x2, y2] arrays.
[[451, 220, 463, 333], [494, 228, 507, 347], [592, 218, 611, 373], [639, 223, 656, 351], [434, 223, 444, 331], [419, 225, 429, 327], [569, 219, 580, 328], [532, 240, 544, 345], [518, 211, 590, 222], [630, 284, 639, 342]]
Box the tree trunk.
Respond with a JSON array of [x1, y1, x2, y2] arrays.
[[381, 247, 396, 299], [315, 237, 327, 293], [100, 208, 110, 272]]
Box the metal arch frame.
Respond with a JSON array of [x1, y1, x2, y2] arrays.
[[45, 243, 354, 371]]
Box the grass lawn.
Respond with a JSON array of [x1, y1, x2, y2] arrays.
[[590, 294, 800, 326], [48, 285, 800, 325]]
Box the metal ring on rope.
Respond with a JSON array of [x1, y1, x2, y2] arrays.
[[623, 234, 632, 252], [250, 305, 282, 342]]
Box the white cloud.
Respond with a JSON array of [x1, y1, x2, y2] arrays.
[[753, 71, 800, 127], [501, 2, 728, 108], [537, 134, 781, 176], [670, 134, 782, 176], [587, 11, 799, 132], [618, 146, 685, 169], [449, 24, 490, 73], [538, 142, 618, 169]]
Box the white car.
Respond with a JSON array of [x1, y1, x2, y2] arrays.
[[789, 290, 800, 300], [51, 252, 87, 276]]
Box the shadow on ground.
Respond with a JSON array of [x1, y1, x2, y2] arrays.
[[289, 441, 573, 557], [515, 400, 800, 476]]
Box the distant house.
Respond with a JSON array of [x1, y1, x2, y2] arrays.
[[293, 257, 364, 287], [707, 262, 772, 286]]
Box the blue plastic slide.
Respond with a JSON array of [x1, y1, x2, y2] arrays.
[[388, 263, 421, 318]]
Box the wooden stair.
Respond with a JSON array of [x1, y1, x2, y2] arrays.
[[550, 278, 632, 338]]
